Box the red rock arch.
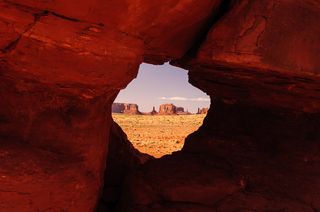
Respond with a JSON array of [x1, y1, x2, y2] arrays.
[[0, 0, 319, 211]]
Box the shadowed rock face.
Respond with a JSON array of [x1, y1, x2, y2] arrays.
[[0, 0, 320, 211], [119, 100, 320, 211], [100, 121, 153, 211]]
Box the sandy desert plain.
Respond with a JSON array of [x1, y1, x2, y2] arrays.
[[112, 113, 206, 158]]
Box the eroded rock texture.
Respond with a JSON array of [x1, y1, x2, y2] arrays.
[[0, 0, 222, 211], [179, 0, 320, 112], [0, 0, 319, 211], [120, 101, 320, 211], [119, 0, 320, 211]]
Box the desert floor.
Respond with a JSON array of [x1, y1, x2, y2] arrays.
[[112, 114, 206, 158]]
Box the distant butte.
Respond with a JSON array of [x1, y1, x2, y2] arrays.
[[112, 103, 142, 115], [112, 103, 195, 115]]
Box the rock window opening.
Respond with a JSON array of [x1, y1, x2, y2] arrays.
[[112, 63, 211, 158]]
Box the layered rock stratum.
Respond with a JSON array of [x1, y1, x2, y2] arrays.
[[0, 0, 319, 211]]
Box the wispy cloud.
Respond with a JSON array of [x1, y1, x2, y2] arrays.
[[159, 96, 210, 102]]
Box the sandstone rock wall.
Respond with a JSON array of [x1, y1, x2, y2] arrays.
[[0, 1, 223, 210], [0, 0, 320, 211], [118, 0, 320, 211], [100, 121, 152, 211], [176, 0, 320, 112]]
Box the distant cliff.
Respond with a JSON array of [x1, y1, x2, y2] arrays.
[[158, 104, 191, 115], [158, 103, 177, 115], [112, 103, 142, 115], [113, 103, 200, 115]]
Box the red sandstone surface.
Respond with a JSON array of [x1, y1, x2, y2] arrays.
[[0, 0, 319, 211]]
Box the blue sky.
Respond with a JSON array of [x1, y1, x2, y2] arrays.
[[114, 63, 211, 113]]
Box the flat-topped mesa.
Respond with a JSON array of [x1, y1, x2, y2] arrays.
[[112, 103, 141, 115], [123, 104, 141, 115], [158, 104, 191, 115], [158, 103, 177, 115]]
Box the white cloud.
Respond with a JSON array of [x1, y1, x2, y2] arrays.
[[159, 96, 210, 102]]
